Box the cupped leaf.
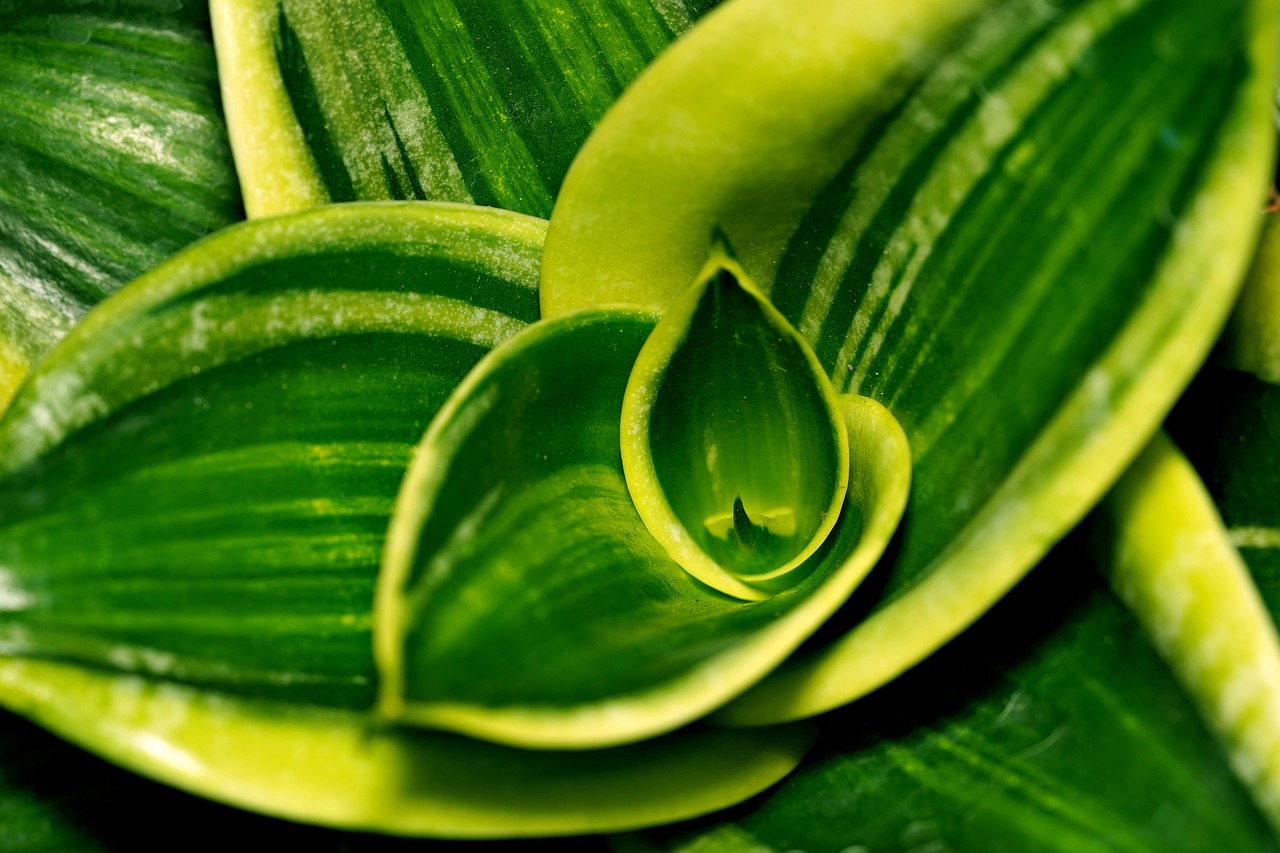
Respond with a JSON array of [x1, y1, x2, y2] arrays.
[[0, 201, 543, 710], [621, 244, 848, 601], [376, 310, 910, 748], [211, 0, 719, 219], [0, 1, 242, 408], [0, 656, 813, 838], [1096, 432, 1280, 828], [624, 541, 1280, 853], [545, 0, 1277, 717]]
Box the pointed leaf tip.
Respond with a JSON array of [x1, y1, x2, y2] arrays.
[[621, 254, 849, 600]]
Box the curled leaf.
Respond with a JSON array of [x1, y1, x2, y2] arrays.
[[621, 243, 848, 600], [376, 305, 909, 748]]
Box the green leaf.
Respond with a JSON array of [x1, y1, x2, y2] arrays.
[[1096, 431, 1280, 828], [0, 655, 814, 838], [211, 0, 719, 219], [622, 543, 1280, 853], [543, 0, 1277, 717], [376, 306, 910, 748], [1224, 213, 1280, 383], [0, 202, 542, 709], [620, 243, 849, 601], [0, 2, 242, 408], [0, 200, 814, 836]]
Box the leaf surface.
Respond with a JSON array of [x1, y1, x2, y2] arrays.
[[544, 0, 1278, 717], [211, 0, 718, 218], [0, 1, 242, 408], [622, 542, 1280, 853], [377, 306, 910, 748], [0, 202, 543, 709]]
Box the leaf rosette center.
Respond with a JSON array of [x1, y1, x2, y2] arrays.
[[621, 242, 850, 600]]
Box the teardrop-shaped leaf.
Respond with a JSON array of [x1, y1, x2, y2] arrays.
[[623, 543, 1280, 853], [0, 655, 813, 838], [544, 0, 1277, 719], [376, 309, 910, 748], [0, 202, 542, 710], [1096, 431, 1280, 828], [621, 246, 848, 601], [211, 0, 719, 219], [0, 2, 242, 408]]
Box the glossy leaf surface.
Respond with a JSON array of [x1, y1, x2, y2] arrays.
[[0, 202, 542, 709], [624, 542, 1279, 853], [377, 309, 910, 748], [545, 0, 1277, 713], [621, 249, 848, 600], [0, 1, 242, 408], [212, 0, 718, 218]]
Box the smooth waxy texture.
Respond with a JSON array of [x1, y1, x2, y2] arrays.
[[546, 0, 1277, 714], [0, 1, 242, 408], [377, 309, 909, 748], [621, 250, 848, 600], [626, 545, 1280, 853], [211, 0, 718, 218]]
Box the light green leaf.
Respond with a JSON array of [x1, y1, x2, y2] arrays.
[[0, 655, 813, 839], [544, 0, 1277, 718], [0, 1, 242, 409], [376, 304, 910, 748], [622, 544, 1280, 853], [211, 0, 719, 218], [1096, 431, 1280, 829], [620, 243, 849, 601]]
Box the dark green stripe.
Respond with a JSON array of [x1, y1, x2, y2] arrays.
[[771, 0, 1247, 604], [275, 4, 359, 203], [160, 250, 540, 323], [273, 0, 718, 218], [0, 9, 241, 362]]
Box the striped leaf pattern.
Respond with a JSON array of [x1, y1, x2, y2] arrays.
[[0, 203, 542, 709], [544, 0, 1276, 713], [212, 0, 718, 218], [0, 2, 242, 408], [624, 546, 1280, 853], [1171, 373, 1280, 629]]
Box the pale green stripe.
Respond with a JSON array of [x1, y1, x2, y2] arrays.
[[833, 0, 1140, 401], [1231, 527, 1280, 550], [282, 0, 473, 204]]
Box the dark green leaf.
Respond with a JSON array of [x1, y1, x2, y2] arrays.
[[623, 540, 1280, 853], [211, 0, 719, 218], [0, 1, 242, 407], [0, 202, 543, 709]]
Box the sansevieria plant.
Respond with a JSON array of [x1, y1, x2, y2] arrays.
[[1, 0, 1279, 849]]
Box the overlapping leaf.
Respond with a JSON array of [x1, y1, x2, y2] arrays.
[[211, 0, 719, 218], [625, 540, 1280, 853], [544, 0, 1277, 720], [0, 202, 815, 834], [376, 262, 910, 748], [0, 1, 242, 408]]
